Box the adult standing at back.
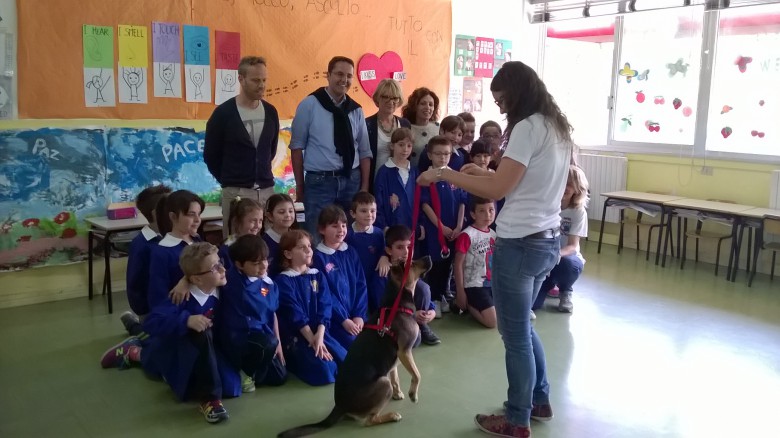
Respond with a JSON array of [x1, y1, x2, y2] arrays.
[[418, 61, 574, 438], [204, 56, 279, 238], [364, 79, 411, 193], [402, 87, 441, 168], [290, 56, 371, 237]]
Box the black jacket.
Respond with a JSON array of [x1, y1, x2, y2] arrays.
[[365, 113, 411, 194], [204, 97, 279, 189]]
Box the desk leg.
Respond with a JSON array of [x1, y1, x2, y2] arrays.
[[662, 210, 673, 268], [726, 219, 740, 282], [598, 199, 609, 254], [88, 230, 94, 300], [104, 231, 114, 314], [731, 223, 745, 282], [749, 225, 763, 287], [654, 207, 665, 266], [676, 217, 681, 259], [746, 227, 752, 275]]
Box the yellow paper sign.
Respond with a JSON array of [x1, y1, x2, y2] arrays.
[[118, 25, 148, 67]]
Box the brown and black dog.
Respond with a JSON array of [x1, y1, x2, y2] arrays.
[[277, 256, 433, 438]]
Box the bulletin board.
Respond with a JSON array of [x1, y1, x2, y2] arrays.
[[17, 0, 452, 119]]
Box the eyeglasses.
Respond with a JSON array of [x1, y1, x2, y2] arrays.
[[482, 134, 501, 139], [380, 95, 400, 103], [194, 261, 226, 276]]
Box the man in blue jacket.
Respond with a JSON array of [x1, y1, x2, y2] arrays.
[[204, 56, 279, 237]]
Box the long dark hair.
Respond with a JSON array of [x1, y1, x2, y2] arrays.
[[401, 87, 440, 123], [490, 61, 573, 144]]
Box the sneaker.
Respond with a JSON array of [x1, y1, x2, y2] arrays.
[[100, 336, 140, 369], [241, 375, 256, 393], [434, 301, 443, 319], [200, 399, 229, 424], [547, 286, 560, 298], [557, 291, 573, 313], [475, 414, 531, 437], [420, 325, 441, 345], [530, 404, 554, 422], [529, 310, 536, 320], [120, 311, 140, 333], [440, 299, 451, 314]]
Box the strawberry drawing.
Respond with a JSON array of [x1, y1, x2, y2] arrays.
[[721, 127, 732, 138], [635, 91, 645, 103], [673, 98, 682, 110]]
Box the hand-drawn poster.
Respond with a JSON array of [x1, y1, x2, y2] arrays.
[[0, 0, 16, 120], [463, 78, 483, 113], [475, 37, 495, 78], [118, 25, 148, 104], [82, 25, 115, 107], [183, 25, 211, 103], [152, 22, 182, 99], [0, 128, 107, 270], [494, 39, 512, 75], [454, 34, 475, 77], [215, 31, 240, 105]]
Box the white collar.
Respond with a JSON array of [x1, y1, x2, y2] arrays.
[[265, 228, 282, 243], [351, 222, 374, 234], [159, 233, 193, 248], [141, 226, 159, 241], [246, 275, 274, 285], [384, 158, 410, 170], [224, 235, 237, 247], [316, 242, 348, 254], [280, 268, 319, 277], [189, 284, 219, 306]]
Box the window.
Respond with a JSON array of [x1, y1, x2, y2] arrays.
[[706, 4, 780, 156], [543, 18, 615, 146], [612, 8, 704, 146]]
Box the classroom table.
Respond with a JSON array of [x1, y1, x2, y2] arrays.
[[85, 205, 222, 314], [660, 199, 755, 279], [732, 207, 780, 283], [598, 191, 685, 265]]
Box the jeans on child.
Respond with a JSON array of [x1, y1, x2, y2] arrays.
[[303, 169, 360, 241], [533, 253, 584, 310], [492, 236, 559, 427]]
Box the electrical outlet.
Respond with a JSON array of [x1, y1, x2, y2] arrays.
[[700, 166, 714, 176]]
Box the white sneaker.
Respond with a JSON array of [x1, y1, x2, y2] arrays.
[[434, 301, 442, 319], [440, 299, 451, 314], [530, 310, 537, 320]]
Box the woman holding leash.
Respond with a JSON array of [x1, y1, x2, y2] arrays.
[[418, 61, 574, 438]]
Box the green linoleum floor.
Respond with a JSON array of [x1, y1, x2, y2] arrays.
[[2, 241, 780, 438]]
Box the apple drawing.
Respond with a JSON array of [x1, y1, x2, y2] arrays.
[[636, 91, 645, 103], [759, 100, 765, 106], [682, 107, 693, 117]]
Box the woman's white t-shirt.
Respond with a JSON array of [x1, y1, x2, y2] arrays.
[[496, 113, 572, 239]]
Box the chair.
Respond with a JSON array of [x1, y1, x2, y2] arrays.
[[617, 194, 673, 260], [680, 200, 735, 276], [748, 215, 780, 287]]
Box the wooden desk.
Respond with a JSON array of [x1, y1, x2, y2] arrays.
[[598, 191, 685, 265], [85, 205, 222, 314], [660, 199, 755, 279]]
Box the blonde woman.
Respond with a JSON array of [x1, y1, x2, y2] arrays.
[[365, 79, 411, 192]]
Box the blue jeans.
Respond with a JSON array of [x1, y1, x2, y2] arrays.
[[303, 169, 360, 241], [533, 253, 584, 310], [493, 236, 560, 426]]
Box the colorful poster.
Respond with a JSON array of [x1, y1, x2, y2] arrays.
[[454, 34, 475, 77], [214, 31, 241, 105], [183, 25, 211, 103], [82, 25, 115, 107], [475, 37, 495, 78], [463, 78, 484, 113], [152, 22, 182, 99], [493, 39, 512, 75], [117, 25, 149, 104]]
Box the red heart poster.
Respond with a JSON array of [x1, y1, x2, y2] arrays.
[[475, 37, 495, 78], [357, 51, 404, 97]]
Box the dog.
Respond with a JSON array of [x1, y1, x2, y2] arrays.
[[277, 256, 433, 438]]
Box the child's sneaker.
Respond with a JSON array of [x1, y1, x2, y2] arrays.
[[474, 414, 531, 437], [241, 375, 256, 393], [547, 286, 560, 298], [557, 290, 573, 313], [529, 310, 536, 320], [434, 301, 443, 319], [120, 311, 140, 334], [440, 299, 451, 314], [200, 399, 229, 423], [100, 336, 140, 369], [420, 324, 441, 345]]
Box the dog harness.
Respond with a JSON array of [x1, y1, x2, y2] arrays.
[[364, 183, 449, 340]]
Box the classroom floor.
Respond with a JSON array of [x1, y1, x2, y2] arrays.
[[2, 242, 780, 438]]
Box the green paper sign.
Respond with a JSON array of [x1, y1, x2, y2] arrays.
[[83, 25, 114, 68]]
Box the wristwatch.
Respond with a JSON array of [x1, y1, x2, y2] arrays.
[[435, 166, 448, 180]]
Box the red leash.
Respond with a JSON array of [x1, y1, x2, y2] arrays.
[[366, 181, 449, 338]]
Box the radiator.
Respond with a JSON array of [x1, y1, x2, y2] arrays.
[[578, 154, 628, 223]]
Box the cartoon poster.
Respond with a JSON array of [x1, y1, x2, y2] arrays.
[[463, 78, 484, 113], [454, 34, 475, 77], [82, 25, 115, 107], [214, 31, 240, 105], [152, 22, 182, 99], [493, 39, 512, 75], [475, 37, 495, 78], [183, 25, 211, 103], [117, 25, 149, 104]]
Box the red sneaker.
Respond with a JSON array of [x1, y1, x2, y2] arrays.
[[475, 414, 531, 437]]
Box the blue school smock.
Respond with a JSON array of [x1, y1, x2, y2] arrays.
[[263, 228, 283, 278], [313, 242, 369, 349], [374, 160, 418, 230], [141, 286, 240, 400], [275, 268, 347, 386], [146, 234, 202, 311], [217, 235, 236, 272], [420, 182, 466, 262], [417, 147, 466, 173], [126, 226, 160, 316], [345, 223, 385, 290]]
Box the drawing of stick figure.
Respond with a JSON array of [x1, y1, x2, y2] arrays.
[[86, 69, 111, 103], [122, 67, 144, 101], [191, 68, 205, 99], [221, 71, 236, 93], [160, 64, 176, 95]]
